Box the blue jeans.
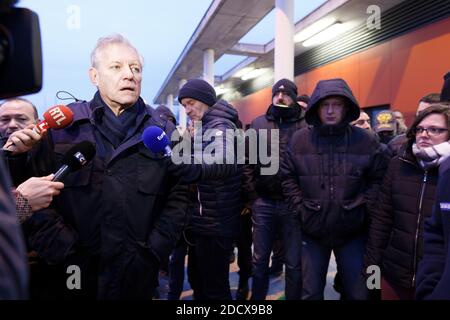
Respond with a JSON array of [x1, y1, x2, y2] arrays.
[[301, 234, 369, 300], [251, 197, 302, 300]]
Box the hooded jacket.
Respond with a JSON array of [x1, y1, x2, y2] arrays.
[[281, 79, 389, 247]]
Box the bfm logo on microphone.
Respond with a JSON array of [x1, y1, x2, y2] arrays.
[[49, 107, 68, 126]]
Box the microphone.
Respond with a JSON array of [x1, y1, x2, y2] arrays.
[[3, 105, 74, 152], [52, 141, 96, 182], [34, 105, 74, 134], [141, 126, 172, 156]]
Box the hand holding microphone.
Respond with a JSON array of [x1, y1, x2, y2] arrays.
[[141, 126, 203, 182], [52, 141, 96, 182], [14, 141, 95, 222], [3, 105, 74, 154], [33, 105, 74, 134]]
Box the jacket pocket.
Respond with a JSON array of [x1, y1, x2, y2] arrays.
[[137, 144, 167, 195], [300, 199, 323, 237], [339, 196, 367, 234]]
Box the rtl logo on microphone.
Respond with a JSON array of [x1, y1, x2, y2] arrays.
[[49, 106, 68, 126]]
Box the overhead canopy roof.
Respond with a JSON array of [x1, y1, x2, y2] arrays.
[[153, 0, 406, 104]]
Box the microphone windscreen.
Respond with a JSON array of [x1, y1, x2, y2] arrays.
[[142, 126, 170, 153], [62, 141, 96, 171], [43, 105, 74, 129]]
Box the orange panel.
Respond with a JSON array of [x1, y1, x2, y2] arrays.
[[233, 17, 450, 127], [358, 41, 391, 107], [334, 54, 360, 101]]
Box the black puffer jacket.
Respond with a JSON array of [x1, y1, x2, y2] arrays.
[[189, 100, 242, 239], [281, 79, 389, 247], [365, 147, 439, 289], [243, 103, 306, 204]]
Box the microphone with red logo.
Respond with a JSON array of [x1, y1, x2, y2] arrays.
[[33, 105, 74, 134], [3, 105, 74, 152]]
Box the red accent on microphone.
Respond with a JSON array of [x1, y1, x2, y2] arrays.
[[34, 105, 74, 134]]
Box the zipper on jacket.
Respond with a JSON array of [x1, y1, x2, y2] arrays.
[[197, 189, 203, 216], [412, 170, 428, 287], [329, 141, 335, 200]]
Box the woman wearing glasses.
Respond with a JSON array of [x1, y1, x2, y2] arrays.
[[364, 104, 450, 300]]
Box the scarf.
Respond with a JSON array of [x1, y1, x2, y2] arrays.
[[412, 140, 450, 170], [93, 92, 145, 148]]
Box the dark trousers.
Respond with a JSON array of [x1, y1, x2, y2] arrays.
[[251, 197, 302, 300], [237, 213, 252, 282], [167, 239, 188, 300], [301, 234, 369, 300], [271, 238, 285, 268], [187, 233, 233, 300]]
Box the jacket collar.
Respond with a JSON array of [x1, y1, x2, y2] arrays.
[[67, 93, 154, 126]]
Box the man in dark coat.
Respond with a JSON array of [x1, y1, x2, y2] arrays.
[[0, 152, 28, 299], [178, 78, 242, 300], [3, 34, 188, 299], [243, 78, 306, 300], [281, 78, 389, 300]]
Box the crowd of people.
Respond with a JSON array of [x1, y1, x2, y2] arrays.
[[1, 33, 450, 301]]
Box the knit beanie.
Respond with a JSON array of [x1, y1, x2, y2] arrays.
[[272, 78, 298, 102], [178, 79, 217, 107]]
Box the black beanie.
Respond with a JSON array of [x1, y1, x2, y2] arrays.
[[272, 78, 298, 102], [178, 79, 217, 107], [441, 71, 450, 102]]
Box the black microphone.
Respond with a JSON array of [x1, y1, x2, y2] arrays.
[[52, 141, 96, 182]]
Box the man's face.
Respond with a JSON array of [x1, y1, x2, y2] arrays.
[[416, 102, 431, 116], [318, 96, 346, 125], [272, 91, 293, 107], [89, 43, 142, 111], [352, 112, 371, 130], [0, 100, 37, 138], [393, 111, 405, 123], [181, 98, 209, 121]]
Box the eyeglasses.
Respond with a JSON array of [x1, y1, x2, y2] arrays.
[[413, 126, 448, 136]]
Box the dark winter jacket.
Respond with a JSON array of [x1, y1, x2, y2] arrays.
[[281, 79, 389, 247], [364, 147, 439, 289], [188, 100, 242, 239], [17, 93, 188, 299], [387, 133, 408, 156], [243, 103, 306, 204], [416, 157, 450, 299], [0, 153, 28, 299]]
